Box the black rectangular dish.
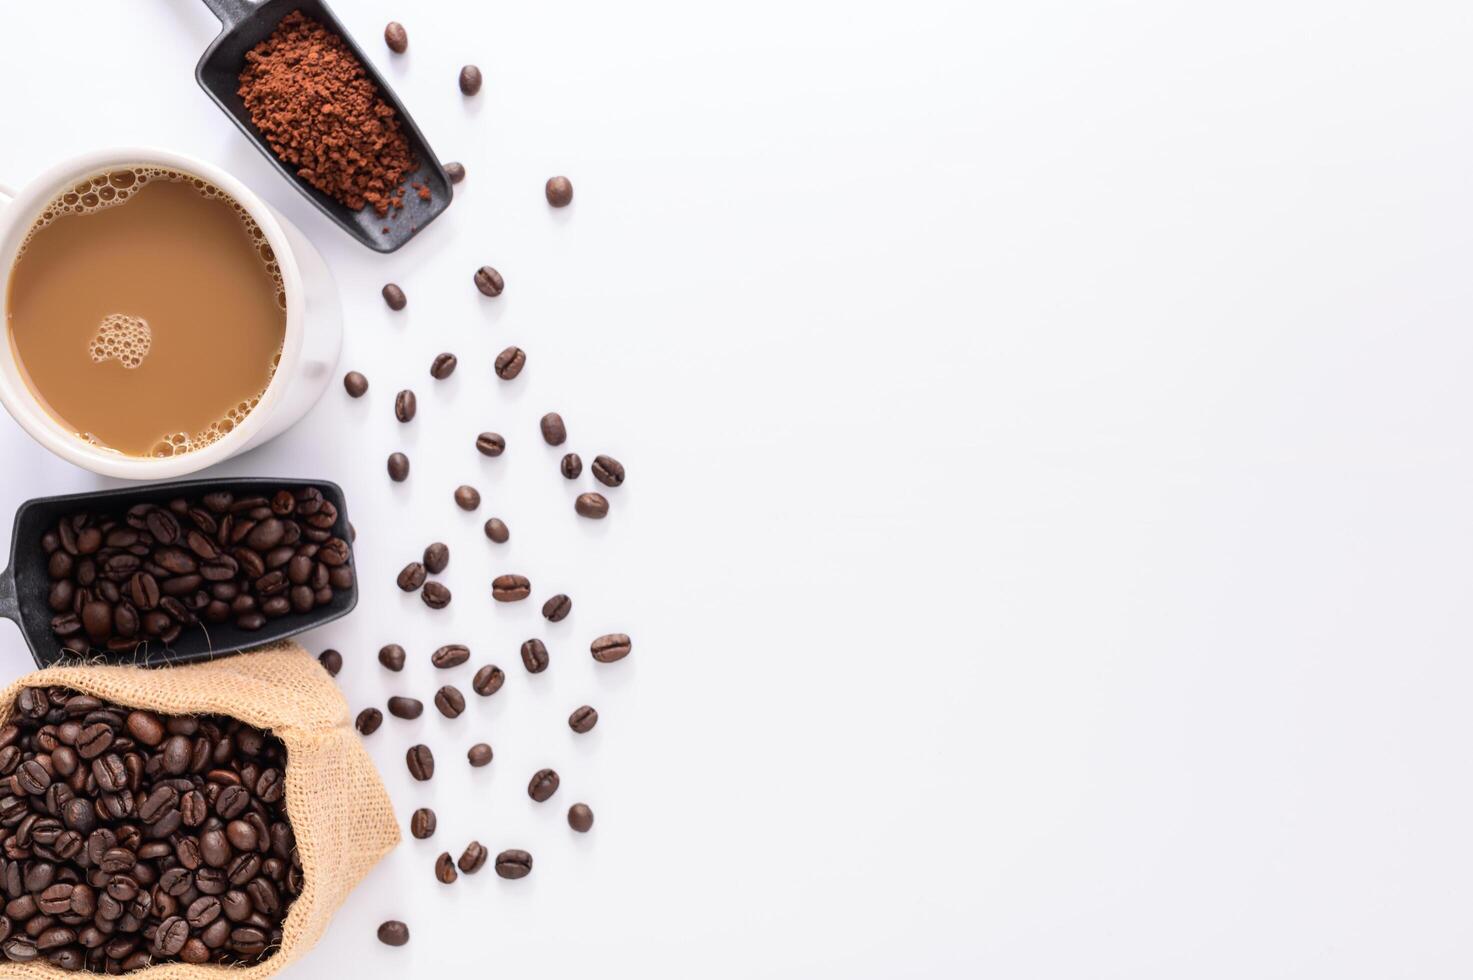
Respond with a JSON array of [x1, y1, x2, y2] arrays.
[[0, 479, 356, 669], [195, 0, 451, 252]]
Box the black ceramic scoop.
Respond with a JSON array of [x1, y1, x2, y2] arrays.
[[0, 479, 357, 669], [195, 0, 451, 253]]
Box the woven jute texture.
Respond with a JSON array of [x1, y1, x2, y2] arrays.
[[0, 642, 400, 978]]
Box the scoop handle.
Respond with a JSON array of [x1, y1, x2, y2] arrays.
[[199, 0, 257, 28], [0, 567, 17, 625]]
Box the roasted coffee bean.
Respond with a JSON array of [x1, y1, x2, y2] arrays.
[[576, 492, 610, 519], [154, 915, 189, 956], [569, 705, 599, 733], [383, 21, 407, 52], [475, 432, 505, 457], [406, 745, 434, 781], [540, 412, 567, 445], [394, 390, 417, 423], [388, 697, 423, 720], [410, 808, 436, 839], [494, 346, 525, 380], [382, 283, 407, 310], [492, 574, 531, 601], [355, 708, 382, 736], [568, 803, 594, 833], [472, 664, 505, 696], [397, 562, 426, 592], [343, 371, 368, 397], [378, 919, 409, 946], [431, 644, 470, 669], [421, 582, 452, 609], [467, 743, 493, 767], [473, 265, 504, 297], [542, 593, 572, 622], [520, 639, 550, 674], [591, 633, 633, 663], [592, 454, 626, 487], [494, 849, 532, 880], [444, 161, 465, 184], [434, 687, 465, 718], [378, 644, 406, 671], [434, 851, 457, 884], [545, 175, 574, 207], [528, 768, 560, 802], [430, 352, 458, 380], [423, 542, 449, 574], [318, 649, 343, 677], [560, 453, 583, 479], [454, 485, 481, 511], [459, 64, 483, 94], [458, 841, 488, 874], [387, 452, 410, 482], [484, 518, 509, 543]]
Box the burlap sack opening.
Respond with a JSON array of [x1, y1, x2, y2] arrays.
[[0, 642, 399, 979]]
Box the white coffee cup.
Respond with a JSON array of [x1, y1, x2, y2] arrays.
[[0, 147, 342, 480]]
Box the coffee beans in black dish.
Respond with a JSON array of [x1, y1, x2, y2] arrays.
[[0, 686, 300, 970], [41, 486, 354, 655]]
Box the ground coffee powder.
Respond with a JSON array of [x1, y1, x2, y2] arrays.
[[238, 11, 416, 216]]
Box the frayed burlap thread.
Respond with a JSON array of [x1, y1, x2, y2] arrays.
[[0, 642, 400, 978]]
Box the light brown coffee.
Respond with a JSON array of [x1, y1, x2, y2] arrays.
[[5, 168, 287, 457]]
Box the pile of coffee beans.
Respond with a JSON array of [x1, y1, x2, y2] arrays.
[[42, 487, 354, 653], [0, 686, 300, 970]]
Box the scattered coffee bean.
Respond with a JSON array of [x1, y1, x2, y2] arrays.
[[474, 265, 504, 296], [492, 574, 531, 601], [423, 542, 450, 574], [382, 283, 407, 310], [394, 390, 417, 423], [568, 803, 594, 833], [435, 852, 457, 884], [356, 707, 383, 735], [528, 768, 560, 802], [343, 371, 368, 397], [422, 581, 452, 609], [592, 454, 626, 487], [410, 808, 436, 839], [575, 492, 610, 519], [388, 697, 424, 720], [591, 633, 632, 663], [432, 644, 470, 669], [542, 593, 572, 622], [444, 161, 465, 184], [379, 643, 406, 671], [406, 745, 435, 781], [383, 21, 407, 53], [475, 432, 506, 456], [468, 743, 493, 767], [459, 65, 482, 95], [318, 648, 342, 676], [569, 705, 598, 733], [377, 920, 409, 946], [472, 664, 505, 696], [430, 352, 458, 380], [454, 485, 481, 511], [458, 842, 488, 874], [545, 176, 573, 207], [434, 686, 466, 718], [495, 849, 533, 879], [560, 453, 583, 479], [540, 412, 567, 445], [520, 639, 550, 674], [388, 452, 410, 482], [397, 562, 426, 591], [494, 346, 526, 380], [484, 517, 509, 543]]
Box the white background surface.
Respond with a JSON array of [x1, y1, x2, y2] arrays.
[[1, 0, 1471, 975]]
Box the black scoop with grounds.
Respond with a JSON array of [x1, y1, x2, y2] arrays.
[[194, 0, 451, 253]]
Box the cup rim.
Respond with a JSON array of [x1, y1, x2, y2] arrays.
[[0, 146, 305, 480]]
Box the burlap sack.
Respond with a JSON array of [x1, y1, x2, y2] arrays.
[[0, 641, 399, 978]]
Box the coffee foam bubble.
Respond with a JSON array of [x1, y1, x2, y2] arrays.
[[144, 345, 281, 458], [89, 313, 151, 370]]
